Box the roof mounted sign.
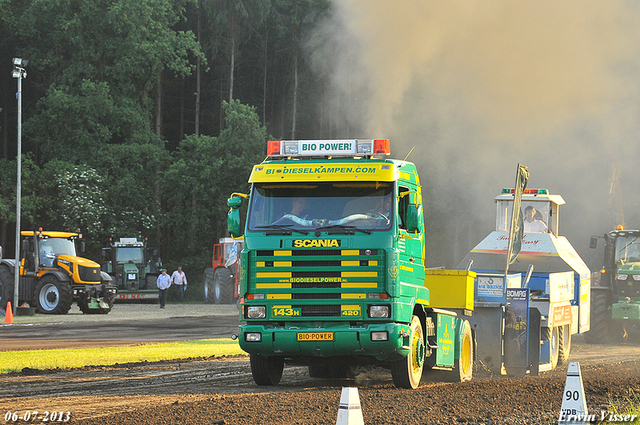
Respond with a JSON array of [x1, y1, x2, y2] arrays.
[[267, 139, 390, 158]]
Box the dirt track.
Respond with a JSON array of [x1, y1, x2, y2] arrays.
[[1, 305, 640, 424]]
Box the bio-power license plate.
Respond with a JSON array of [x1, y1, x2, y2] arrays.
[[297, 332, 334, 342]]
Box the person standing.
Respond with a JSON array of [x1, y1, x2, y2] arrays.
[[171, 266, 188, 302], [157, 269, 171, 309]]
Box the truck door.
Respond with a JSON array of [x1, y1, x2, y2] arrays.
[[398, 186, 424, 286]]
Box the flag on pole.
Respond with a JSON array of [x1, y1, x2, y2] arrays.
[[225, 240, 238, 267], [506, 164, 529, 269]]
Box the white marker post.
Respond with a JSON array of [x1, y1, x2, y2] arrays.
[[558, 362, 590, 424], [336, 387, 365, 425]]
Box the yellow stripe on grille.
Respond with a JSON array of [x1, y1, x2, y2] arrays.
[[341, 293, 366, 299], [256, 261, 265, 267], [256, 272, 292, 278], [341, 260, 360, 266], [342, 271, 377, 277], [341, 250, 359, 255], [274, 261, 292, 267], [369, 260, 378, 266], [256, 282, 292, 289], [274, 250, 292, 256], [268, 294, 292, 299], [341, 282, 377, 288]]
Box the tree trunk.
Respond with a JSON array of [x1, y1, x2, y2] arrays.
[[195, 0, 202, 136], [262, 29, 268, 127], [155, 70, 162, 138], [229, 34, 235, 103], [291, 53, 298, 139]]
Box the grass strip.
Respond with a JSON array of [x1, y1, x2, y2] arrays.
[[0, 339, 245, 373]]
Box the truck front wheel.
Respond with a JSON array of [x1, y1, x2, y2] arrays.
[[391, 315, 425, 389], [33, 275, 73, 314], [250, 354, 284, 385]]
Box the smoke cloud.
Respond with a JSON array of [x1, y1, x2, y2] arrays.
[[311, 1, 640, 268]]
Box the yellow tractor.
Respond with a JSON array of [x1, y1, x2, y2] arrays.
[[0, 229, 117, 314]]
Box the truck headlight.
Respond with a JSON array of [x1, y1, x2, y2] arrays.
[[368, 305, 390, 318], [617, 274, 628, 281], [245, 332, 262, 342], [371, 331, 388, 341], [247, 306, 266, 319], [633, 275, 640, 281]]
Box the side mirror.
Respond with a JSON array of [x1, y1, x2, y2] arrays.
[[228, 196, 243, 238], [405, 204, 422, 233], [589, 236, 598, 249], [228, 196, 242, 208], [80, 241, 86, 253]]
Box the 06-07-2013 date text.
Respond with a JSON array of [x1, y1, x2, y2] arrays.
[[4, 411, 70, 423]]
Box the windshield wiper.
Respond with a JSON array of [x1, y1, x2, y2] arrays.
[[255, 224, 309, 235], [314, 224, 372, 235]]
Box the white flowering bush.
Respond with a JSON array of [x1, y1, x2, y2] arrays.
[[56, 166, 108, 235]]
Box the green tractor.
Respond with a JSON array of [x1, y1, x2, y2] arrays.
[[101, 238, 162, 302], [588, 228, 640, 343]]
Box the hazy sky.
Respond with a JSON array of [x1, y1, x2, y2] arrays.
[[312, 1, 640, 268]]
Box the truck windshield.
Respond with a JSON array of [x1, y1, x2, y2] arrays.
[[43, 238, 76, 256], [248, 182, 394, 233], [116, 247, 144, 264], [615, 236, 640, 264]]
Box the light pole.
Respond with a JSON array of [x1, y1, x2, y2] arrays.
[[11, 58, 27, 317]]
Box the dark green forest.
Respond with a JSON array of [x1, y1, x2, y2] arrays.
[[0, 0, 346, 286]]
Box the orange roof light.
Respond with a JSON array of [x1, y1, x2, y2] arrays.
[[373, 139, 390, 154], [267, 140, 281, 156], [617, 225, 624, 230]]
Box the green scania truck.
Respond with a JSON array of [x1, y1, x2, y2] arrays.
[[227, 139, 476, 389]]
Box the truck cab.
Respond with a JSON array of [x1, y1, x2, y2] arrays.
[[228, 139, 475, 389]]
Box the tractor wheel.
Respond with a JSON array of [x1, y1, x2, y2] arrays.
[[558, 324, 572, 365], [204, 268, 215, 304], [390, 315, 425, 389], [33, 275, 73, 314], [250, 354, 284, 385], [452, 321, 474, 382], [584, 289, 612, 344], [0, 265, 15, 311], [213, 267, 234, 304], [541, 326, 559, 369], [145, 274, 158, 290]]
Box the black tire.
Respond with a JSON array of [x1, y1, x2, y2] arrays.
[[213, 267, 234, 304], [541, 326, 559, 369], [145, 274, 159, 290], [0, 265, 15, 311], [452, 321, 474, 382], [33, 275, 73, 314], [584, 288, 612, 344], [204, 268, 214, 304], [250, 354, 284, 385], [558, 324, 571, 365], [390, 315, 425, 389]]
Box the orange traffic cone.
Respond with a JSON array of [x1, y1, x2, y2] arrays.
[[4, 301, 14, 324]]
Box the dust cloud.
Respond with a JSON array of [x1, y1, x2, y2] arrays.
[[311, 1, 640, 268]]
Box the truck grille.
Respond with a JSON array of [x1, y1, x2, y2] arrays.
[[250, 248, 384, 319]]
